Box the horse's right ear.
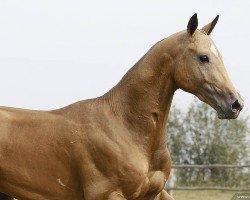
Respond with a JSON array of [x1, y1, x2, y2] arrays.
[[187, 13, 198, 36], [201, 15, 219, 35]]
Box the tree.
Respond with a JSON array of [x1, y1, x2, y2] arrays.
[[167, 98, 250, 187]]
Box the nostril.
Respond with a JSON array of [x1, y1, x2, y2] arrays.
[[231, 100, 242, 112]]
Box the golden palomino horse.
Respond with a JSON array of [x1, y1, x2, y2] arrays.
[[0, 14, 243, 200]]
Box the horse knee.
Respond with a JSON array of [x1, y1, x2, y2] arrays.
[[156, 190, 175, 200], [0, 193, 13, 200], [108, 191, 126, 200]]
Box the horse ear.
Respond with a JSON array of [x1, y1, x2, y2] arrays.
[[201, 15, 219, 35], [187, 13, 198, 36]]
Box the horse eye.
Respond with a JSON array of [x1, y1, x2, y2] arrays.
[[198, 55, 209, 63]]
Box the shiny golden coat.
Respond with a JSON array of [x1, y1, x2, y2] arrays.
[[0, 14, 243, 200]]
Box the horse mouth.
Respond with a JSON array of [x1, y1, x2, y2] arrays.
[[195, 89, 244, 120], [216, 104, 242, 119]]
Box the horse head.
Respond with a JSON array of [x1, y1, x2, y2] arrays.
[[174, 14, 243, 119]]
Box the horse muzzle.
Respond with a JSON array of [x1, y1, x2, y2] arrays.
[[217, 96, 244, 119]]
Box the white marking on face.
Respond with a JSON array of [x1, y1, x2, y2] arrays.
[[210, 43, 218, 57], [57, 178, 66, 187]]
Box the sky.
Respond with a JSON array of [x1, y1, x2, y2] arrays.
[[0, 0, 249, 115]]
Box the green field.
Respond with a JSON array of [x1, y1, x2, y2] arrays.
[[173, 190, 238, 200]]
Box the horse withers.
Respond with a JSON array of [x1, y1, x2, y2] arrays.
[[0, 14, 243, 200]]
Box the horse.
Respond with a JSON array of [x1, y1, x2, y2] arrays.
[[0, 14, 243, 200]]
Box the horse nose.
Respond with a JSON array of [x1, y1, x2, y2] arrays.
[[231, 99, 244, 113]]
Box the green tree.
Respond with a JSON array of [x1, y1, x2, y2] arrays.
[[167, 98, 250, 187]]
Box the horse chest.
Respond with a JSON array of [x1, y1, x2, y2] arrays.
[[82, 126, 170, 199]]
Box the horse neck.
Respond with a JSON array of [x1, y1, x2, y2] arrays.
[[103, 35, 182, 146]]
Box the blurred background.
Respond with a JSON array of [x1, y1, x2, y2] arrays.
[[0, 0, 249, 199]]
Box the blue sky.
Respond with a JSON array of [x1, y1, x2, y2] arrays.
[[0, 0, 249, 115]]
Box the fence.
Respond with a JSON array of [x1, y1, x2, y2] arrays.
[[165, 164, 250, 194]]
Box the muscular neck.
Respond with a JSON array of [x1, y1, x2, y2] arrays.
[[103, 34, 183, 145]]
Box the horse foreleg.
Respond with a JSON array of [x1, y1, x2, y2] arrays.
[[0, 193, 13, 200], [107, 191, 127, 200]]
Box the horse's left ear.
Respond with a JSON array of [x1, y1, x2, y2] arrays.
[[187, 13, 198, 36], [201, 15, 219, 35]]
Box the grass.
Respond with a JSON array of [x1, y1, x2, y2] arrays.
[[173, 190, 238, 200]]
